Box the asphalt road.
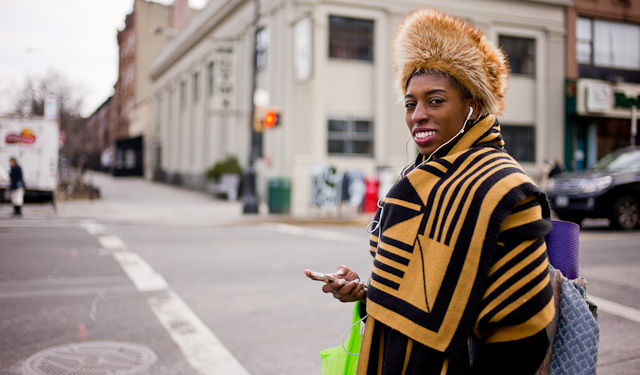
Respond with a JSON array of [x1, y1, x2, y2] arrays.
[[1, 172, 638, 375]]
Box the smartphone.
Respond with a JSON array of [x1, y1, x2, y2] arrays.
[[307, 270, 339, 282]]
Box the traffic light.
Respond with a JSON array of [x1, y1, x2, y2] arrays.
[[253, 107, 281, 132], [263, 110, 279, 129]]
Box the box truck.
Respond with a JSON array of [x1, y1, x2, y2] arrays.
[[0, 116, 59, 201]]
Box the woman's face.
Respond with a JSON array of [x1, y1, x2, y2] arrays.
[[404, 74, 474, 157]]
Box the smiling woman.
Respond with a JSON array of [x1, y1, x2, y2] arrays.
[[309, 8, 557, 375]]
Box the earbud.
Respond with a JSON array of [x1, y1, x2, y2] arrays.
[[460, 107, 473, 134]]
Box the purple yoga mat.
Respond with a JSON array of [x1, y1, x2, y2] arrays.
[[545, 219, 580, 280]]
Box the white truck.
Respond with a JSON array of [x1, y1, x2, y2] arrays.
[[0, 116, 59, 202]]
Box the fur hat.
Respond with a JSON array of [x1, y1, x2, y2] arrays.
[[392, 8, 510, 116]]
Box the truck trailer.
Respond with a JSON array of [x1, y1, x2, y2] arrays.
[[0, 116, 59, 202]]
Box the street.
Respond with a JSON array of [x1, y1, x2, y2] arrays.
[[1, 172, 639, 375]]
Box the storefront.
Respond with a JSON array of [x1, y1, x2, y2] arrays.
[[566, 78, 639, 170]]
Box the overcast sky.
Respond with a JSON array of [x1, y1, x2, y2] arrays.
[[0, 0, 205, 118]]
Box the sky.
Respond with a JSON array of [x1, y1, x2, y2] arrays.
[[0, 0, 205, 118]]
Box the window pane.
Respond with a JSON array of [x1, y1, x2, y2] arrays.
[[353, 140, 373, 155], [499, 36, 536, 76], [593, 20, 640, 69], [329, 16, 374, 61], [577, 42, 592, 64], [577, 18, 592, 41], [355, 120, 372, 133], [501, 125, 535, 162], [328, 140, 345, 154], [328, 119, 347, 133]]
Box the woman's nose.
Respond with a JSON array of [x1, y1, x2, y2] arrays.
[[412, 103, 428, 123]]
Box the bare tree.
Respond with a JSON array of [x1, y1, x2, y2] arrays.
[[10, 70, 88, 168]]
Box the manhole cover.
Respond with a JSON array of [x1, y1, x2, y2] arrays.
[[23, 341, 157, 375]]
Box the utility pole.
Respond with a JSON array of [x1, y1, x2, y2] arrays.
[[242, 0, 260, 214]]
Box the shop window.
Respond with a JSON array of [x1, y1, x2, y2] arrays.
[[329, 16, 374, 61], [499, 35, 536, 76], [501, 125, 535, 162], [328, 118, 374, 157]]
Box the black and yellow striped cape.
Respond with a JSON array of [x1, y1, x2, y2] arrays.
[[358, 115, 555, 374]]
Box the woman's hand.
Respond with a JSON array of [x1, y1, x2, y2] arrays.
[[304, 266, 367, 303]]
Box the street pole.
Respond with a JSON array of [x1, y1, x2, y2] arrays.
[[242, 0, 260, 214], [632, 105, 637, 147]]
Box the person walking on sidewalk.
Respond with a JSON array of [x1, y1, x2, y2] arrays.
[[9, 157, 25, 216], [307, 8, 554, 374]]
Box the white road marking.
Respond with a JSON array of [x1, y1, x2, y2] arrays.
[[80, 222, 105, 236], [98, 235, 127, 250], [112, 251, 168, 292], [88, 229, 252, 375], [262, 222, 365, 244], [149, 290, 252, 375], [590, 295, 640, 324]]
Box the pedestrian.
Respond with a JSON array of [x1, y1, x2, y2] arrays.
[[306, 8, 554, 374], [549, 158, 565, 177], [9, 157, 25, 216], [538, 159, 553, 190]]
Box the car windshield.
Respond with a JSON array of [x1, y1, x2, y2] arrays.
[[591, 149, 640, 172]]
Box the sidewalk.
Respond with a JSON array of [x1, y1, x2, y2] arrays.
[[10, 171, 373, 227]]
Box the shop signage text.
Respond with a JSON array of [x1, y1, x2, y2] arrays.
[[615, 92, 640, 109]]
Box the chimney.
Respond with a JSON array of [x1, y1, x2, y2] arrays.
[[171, 0, 192, 31]]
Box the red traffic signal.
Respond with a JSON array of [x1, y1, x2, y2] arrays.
[[263, 110, 279, 128]]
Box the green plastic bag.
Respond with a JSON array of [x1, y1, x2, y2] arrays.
[[319, 301, 364, 375]]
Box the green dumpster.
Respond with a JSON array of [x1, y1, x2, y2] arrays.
[[268, 178, 291, 214]]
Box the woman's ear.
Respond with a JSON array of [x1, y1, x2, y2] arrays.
[[469, 100, 480, 120]]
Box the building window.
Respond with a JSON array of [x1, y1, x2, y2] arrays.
[[501, 125, 535, 162], [208, 62, 215, 96], [499, 35, 536, 76], [180, 81, 186, 109], [329, 16, 374, 61], [193, 72, 199, 103], [327, 118, 374, 157], [577, 17, 640, 70], [256, 27, 269, 71]]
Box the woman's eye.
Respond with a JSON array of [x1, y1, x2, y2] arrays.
[[429, 98, 444, 105], [404, 102, 415, 109]]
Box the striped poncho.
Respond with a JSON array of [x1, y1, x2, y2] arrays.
[[358, 115, 555, 374]]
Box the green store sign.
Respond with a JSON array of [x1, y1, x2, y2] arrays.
[[615, 92, 640, 108]]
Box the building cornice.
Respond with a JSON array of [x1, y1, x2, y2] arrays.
[[150, 0, 246, 80]]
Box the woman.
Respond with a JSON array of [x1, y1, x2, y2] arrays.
[[9, 157, 25, 216], [306, 8, 554, 374]]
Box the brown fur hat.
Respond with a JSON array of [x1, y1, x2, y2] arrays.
[[392, 8, 510, 116]]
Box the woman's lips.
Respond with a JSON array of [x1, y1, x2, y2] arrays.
[[413, 129, 436, 145]]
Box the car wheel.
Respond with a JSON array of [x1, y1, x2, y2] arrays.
[[610, 195, 639, 230]]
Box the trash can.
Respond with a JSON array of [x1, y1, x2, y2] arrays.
[[268, 178, 291, 214]]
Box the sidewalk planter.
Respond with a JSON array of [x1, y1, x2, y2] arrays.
[[268, 178, 291, 214]]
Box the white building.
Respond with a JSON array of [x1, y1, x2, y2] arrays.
[[150, 0, 568, 215]]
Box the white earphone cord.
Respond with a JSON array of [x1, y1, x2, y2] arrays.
[[367, 106, 473, 234]]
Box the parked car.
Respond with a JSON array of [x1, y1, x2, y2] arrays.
[[547, 146, 640, 229]]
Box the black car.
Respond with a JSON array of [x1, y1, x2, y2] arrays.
[[547, 146, 640, 229]]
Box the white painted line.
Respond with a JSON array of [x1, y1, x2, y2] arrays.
[[80, 222, 105, 236], [262, 222, 364, 244], [148, 290, 252, 375], [112, 251, 168, 292], [98, 235, 127, 251], [590, 295, 640, 324]]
